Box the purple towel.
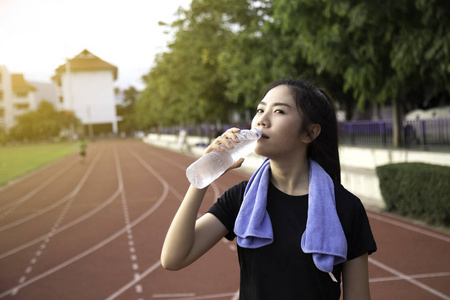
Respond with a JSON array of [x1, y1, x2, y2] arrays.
[[234, 158, 347, 274]]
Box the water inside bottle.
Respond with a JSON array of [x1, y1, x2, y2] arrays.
[[186, 128, 260, 188], [186, 151, 233, 189]]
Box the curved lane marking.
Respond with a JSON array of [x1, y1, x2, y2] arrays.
[[0, 150, 103, 232], [0, 159, 78, 214], [106, 148, 228, 299], [0, 146, 169, 298], [367, 212, 450, 243]]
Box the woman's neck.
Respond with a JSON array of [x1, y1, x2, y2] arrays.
[[269, 157, 310, 196]]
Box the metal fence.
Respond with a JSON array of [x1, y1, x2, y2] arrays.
[[151, 118, 450, 150], [338, 118, 450, 149]]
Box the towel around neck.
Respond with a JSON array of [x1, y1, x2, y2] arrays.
[[234, 158, 347, 273]]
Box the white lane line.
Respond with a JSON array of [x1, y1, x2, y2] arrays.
[[0, 160, 77, 221], [367, 212, 450, 243], [0, 158, 77, 213], [231, 290, 239, 300], [0, 147, 170, 299], [13, 154, 87, 294], [0, 150, 103, 232], [106, 149, 231, 300], [154, 292, 238, 299], [106, 261, 161, 300], [370, 271, 450, 283], [0, 182, 121, 259], [152, 293, 196, 298], [369, 257, 450, 300], [116, 147, 144, 298]]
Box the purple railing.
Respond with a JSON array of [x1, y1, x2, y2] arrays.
[[152, 118, 450, 149], [338, 118, 450, 148]]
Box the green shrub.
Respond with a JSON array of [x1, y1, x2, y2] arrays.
[[376, 163, 450, 226]]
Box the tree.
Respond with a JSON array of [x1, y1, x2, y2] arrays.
[[138, 0, 450, 147], [220, 0, 354, 121], [137, 0, 240, 129], [9, 101, 62, 142], [272, 0, 450, 147], [117, 86, 140, 132], [137, 0, 278, 130]]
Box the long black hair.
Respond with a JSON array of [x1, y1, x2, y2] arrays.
[[262, 79, 341, 182]]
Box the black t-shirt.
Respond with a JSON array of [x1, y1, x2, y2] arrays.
[[207, 181, 377, 300]]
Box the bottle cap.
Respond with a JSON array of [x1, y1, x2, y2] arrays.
[[252, 128, 262, 139]]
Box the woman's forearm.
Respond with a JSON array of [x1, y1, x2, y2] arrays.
[[160, 185, 208, 270]]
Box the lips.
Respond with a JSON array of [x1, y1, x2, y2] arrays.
[[260, 133, 269, 139]]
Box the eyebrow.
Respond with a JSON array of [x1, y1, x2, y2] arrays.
[[258, 101, 292, 108]]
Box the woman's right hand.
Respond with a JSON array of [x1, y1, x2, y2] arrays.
[[203, 127, 245, 171]]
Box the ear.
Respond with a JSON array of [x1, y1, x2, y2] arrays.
[[302, 124, 321, 144]]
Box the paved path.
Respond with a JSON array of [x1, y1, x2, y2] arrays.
[[0, 140, 449, 300]]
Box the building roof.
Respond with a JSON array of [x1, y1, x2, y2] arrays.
[[11, 74, 36, 92], [53, 49, 118, 82]]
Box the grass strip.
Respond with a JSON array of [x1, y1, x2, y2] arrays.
[[0, 143, 77, 186]]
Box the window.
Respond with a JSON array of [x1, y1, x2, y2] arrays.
[[0, 90, 3, 101], [14, 103, 29, 110], [15, 91, 28, 98]]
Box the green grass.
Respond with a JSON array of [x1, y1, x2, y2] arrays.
[[0, 143, 78, 186]]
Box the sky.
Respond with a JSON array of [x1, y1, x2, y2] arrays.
[[0, 0, 192, 90]]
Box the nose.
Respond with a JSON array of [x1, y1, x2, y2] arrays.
[[258, 119, 268, 127], [253, 114, 269, 128]]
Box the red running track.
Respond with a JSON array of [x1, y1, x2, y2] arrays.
[[0, 140, 449, 300]]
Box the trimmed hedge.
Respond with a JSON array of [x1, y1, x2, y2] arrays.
[[376, 163, 450, 226]]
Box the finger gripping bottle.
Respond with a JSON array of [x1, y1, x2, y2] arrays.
[[186, 128, 261, 189]]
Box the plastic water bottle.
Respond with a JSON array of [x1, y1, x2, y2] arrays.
[[186, 128, 261, 189]]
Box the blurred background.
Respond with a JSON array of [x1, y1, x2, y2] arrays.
[[1, 0, 449, 225], [1, 2, 449, 299]]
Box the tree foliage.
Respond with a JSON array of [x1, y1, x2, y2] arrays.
[[272, 0, 450, 109], [9, 101, 80, 142], [117, 86, 140, 132], [129, 0, 450, 147], [137, 0, 251, 128], [9, 101, 61, 141]]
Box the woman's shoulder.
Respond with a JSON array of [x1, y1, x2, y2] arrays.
[[208, 181, 249, 238], [334, 182, 366, 212], [334, 183, 377, 258], [221, 181, 248, 202]]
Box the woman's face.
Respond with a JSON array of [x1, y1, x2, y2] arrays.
[[251, 85, 306, 159]]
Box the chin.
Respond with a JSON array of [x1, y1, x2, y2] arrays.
[[254, 146, 270, 158]]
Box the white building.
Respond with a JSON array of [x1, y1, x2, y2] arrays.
[[52, 49, 118, 135], [29, 81, 58, 108], [405, 106, 450, 120], [0, 66, 37, 132]]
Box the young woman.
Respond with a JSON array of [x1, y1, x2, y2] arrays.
[[161, 79, 377, 299]]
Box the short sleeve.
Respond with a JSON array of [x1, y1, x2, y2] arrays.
[[335, 184, 377, 260], [207, 181, 247, 241]]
